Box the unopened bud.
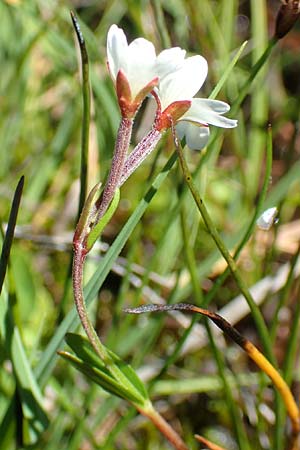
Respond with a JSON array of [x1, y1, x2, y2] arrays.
[[275, 1, 300, 39]]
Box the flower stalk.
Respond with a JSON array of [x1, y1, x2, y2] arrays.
[[173, 128, 275, 363], [119, 127, 163, 186], [95, 117, 133, 221]]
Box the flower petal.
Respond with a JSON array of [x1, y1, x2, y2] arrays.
[[107, 25, 128, 81], [176, 122, 210, 150], [159, 55, 208, 109], [194, 98, 231, 113], [156, 47, 186, 78], [126, 38, 157, 97], [180, 98, 237, 128]]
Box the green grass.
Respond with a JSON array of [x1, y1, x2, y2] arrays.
[[1, 1, 300, 449]]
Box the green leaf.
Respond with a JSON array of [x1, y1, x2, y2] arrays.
[[64, 332, 148, 403], [0, 292, 48, 445], [86, 188, 120, 251]]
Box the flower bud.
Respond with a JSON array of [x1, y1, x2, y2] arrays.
[[275, 1, 300, 39]]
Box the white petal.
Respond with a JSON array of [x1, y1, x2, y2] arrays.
[[176, 122, 210, 150], [156, 47, 186, 78], [159, 55, 208, 109], [126, 38, 157, 97], [107, 25, 128, 81], [194, 98, 231, 113], [180, 98, 237, 128]]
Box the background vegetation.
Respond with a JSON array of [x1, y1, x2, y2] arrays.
[[1, 0, 300, 449]]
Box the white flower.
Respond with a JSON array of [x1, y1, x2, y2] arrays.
[[107, 24, 157, 100], [106, 25, 188, 118], [156, 54, 237, 150], [106, 24, 237, 146]]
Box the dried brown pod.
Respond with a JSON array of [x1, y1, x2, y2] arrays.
[[275, 1, 300, 39]]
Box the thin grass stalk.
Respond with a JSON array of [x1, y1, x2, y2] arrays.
[[204, 125, 273, 307], [270, 245, 300, 342], [151, 0, 171, 48], [56, 13, 92, 323], [247, 0, 269, 198], [231, 37, 277, 115], [283, 278, 300, 384], [0, 176, 24, 294], [274, 278, 300, 447], [180, 209, 250, 450], [70, 12, 90, 217], [174, 133, 275, 363]]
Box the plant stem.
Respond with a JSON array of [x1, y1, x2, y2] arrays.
[[204, 125, 273, 308], [73, 241, 141, 390], [95, 117, 133, 221], [231, 37, 277, 114], [175, 137, 275, 364], [72, 243, 109, 362], [119, 127, 162, 186], [139, 405, 189, 450]]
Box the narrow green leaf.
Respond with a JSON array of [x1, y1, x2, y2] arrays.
[[209, 40, 248, 100], [86, 188, 120, 251], [59, 349, 147, 407], [0, 292, 48, 445], [65, 332, 148, 400], [0, 176, 24, 294], [70, 11, 91, 218]]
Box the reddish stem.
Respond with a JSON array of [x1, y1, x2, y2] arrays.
[[95, 117, 133, 221], [139, 406, 189, 450], [119, 127, 162, 186], [72, 241, 109, 361]]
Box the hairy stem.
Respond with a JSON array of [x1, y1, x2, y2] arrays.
[[72, 242, 109, 361], [72, 242, 139, 388], [119, 127, 163, 187], [95, 117, 133, 221]]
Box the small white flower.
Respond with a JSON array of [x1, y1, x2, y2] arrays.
[[107, 24, 157, 100], [156, 54, 237, 150], [106, 24, 237, 147], [106, 25, 188, 118]]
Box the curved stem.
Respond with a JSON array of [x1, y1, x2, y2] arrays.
[[174, 134, 275, 364], [72, 242, 138, 388], [72, 242, 109, 361], [139, 405, 189, 450]]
